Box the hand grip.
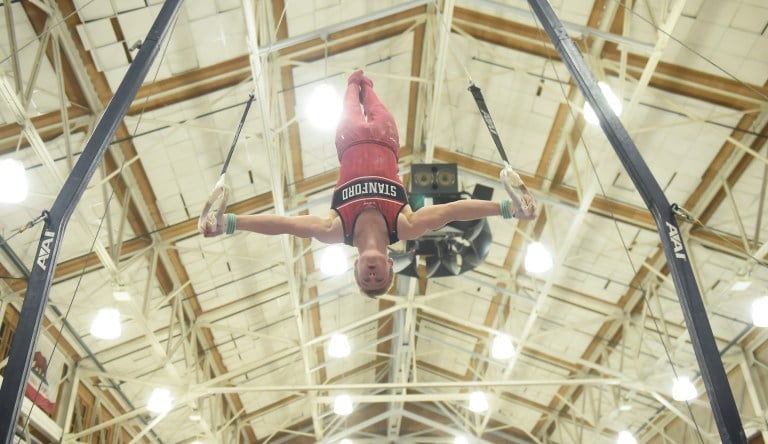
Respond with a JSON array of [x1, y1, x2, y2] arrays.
[[198, 174, 230, 235]]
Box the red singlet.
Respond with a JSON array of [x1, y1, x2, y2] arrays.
[[331, 74, 408, 246]]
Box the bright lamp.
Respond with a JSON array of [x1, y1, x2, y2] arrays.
[[327, 333, 351, 358], [617, 430, 637, 444], [491, 334, 515, 360], [468, 391, 488, 413], [524, 242, 553, 273], [583, 81, 623, 125], [0, 158, 28, 203], [147, 387, 173, 414], [90, 308, 121, 339], [320, 245, 348, 276], [752, 296, 768, 327], [306, 83, 342, 129], [333, 394, 353, 415], [671, 376, 697, 401]]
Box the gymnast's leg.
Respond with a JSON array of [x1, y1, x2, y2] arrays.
[[335, 73, 372, 158], [358, 73, 400, 154]]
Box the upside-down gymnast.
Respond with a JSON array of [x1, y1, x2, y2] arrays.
[[200, 71, 537, 297]]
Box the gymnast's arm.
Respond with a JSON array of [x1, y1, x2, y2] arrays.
[[201, 211, 343, 244], [397, 199, 523, 241]]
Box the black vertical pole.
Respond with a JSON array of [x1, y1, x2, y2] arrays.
[[526, 1, 745, 443], [0, 1, 184, 441]]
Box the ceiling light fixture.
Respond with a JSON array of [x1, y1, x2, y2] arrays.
[[340, 439, 353, 444], [89, 308, 122, 340], [752, 296, 768, 327], [306, 83, 341, 129], [468, 391, 488, 413], [671, 376, 697, 401], [524, 242, 553, 273], [320, 245, 348, 276], [491, 334, 515, 360], [112, 283, 132, 301], [617, 430, 638, 444], [147, 387, 173, 414], [0, 158, 28, 203], [327, 333, 351, 358], [333, 394, 353, 415], [583, 81, 623, 125], [453, 436, 470, 444], [731, 280, 752, 292]]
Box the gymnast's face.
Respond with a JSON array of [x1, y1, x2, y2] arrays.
[[355, 250, 393, 294]]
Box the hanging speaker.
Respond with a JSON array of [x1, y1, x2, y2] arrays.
[[472, 183, 494, 201], [410, 163, 459, 196], [436, 170, 456, 187], [414, 170, 434, 187]]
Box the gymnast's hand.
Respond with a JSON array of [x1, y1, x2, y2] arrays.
[[199, 211, 225, 237], [500, 164, 537, 220], [198, 174, 230, 237]]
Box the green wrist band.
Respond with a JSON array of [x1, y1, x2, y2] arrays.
[[500, 200, 513, 219], [226, 213, 237, 234]]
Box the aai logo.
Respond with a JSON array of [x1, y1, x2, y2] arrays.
[[665, 222, 686, 261], [36, 230, 55, 270]]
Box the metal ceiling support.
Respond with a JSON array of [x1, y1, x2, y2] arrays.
[[51, 31, 75, 170], [186, 310, 242, 439], [59, 364, 80, 436], [2, 0, 23, 94], [526, 1, 746, 443], [0, 74, 124, 281], [257, 0, 429, 57], [386, 277, 418, 439], [100, 165, 118, 258], [620, 0, 687, 119], [756, 156, 768, 244], [117, 288, 218, 442], [475, 194, 595, 436], [585, 0, 622, 58], [202, 377, 624, 395], [386, 306, 405, 439], [543, 10, 732, 444], [304, 302, 404, 348], [0, 233, 154, 441], [524, 9, 729, 442], [430, 400, 476, 440], [242, 0, 324, 438], [465, 4, 622, 436], [415, 331, 501, 369], [0, 10, 183, 435], [467, 0, 653, 54], [42, 3, 102, 113], [421, 0, 454, 163], [400, 409, 497, 444], [318, 391, 594, 404], [649, 390, 709, 433], [739, 350, 768, 443], [0, 1, 185, 441], [20, 15, 50, 112], [317, 410, 397, 444], [722, 177, 753, 253]]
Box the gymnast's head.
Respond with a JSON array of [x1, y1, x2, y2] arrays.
[[354, 249, 394, 297]]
